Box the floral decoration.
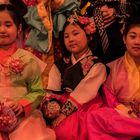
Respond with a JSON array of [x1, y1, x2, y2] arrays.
[[1, 57, 25, 76], [78, 16, 90, 25], [67, 12, 96, 39], [22, 0, 37, 6], [80, 56, 94, 75], [9, 58, 25, 74], [128, 99, 140, 118], [0, 102, 17, 132], [41, 100, 61, 120], [78, 17, 96, 39]]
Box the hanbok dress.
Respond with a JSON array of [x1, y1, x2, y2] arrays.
[[87, 52, 140, 140], [21, 0, 80, 89], [0, 44, 55, 140], [45, 49, 107, 140]]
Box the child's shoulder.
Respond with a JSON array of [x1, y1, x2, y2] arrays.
[[107, 56, 124, 69], [17, 48, 34, 56], [14, 48, 37, 62], [15, 48, 47, 72]]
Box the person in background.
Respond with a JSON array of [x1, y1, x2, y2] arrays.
[[0, 3, 55, 140], [41, 11, 108, 140], [80, 0, 140, 63], [87, 16, 140, 140]]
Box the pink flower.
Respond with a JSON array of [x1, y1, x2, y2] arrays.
[[22, 0, 36, 6], [84, 22, 96, 35], [0, 103, 17, 132], [81, 56, 94, 75], [79, 17, 96, 38], [67, 13, 96, 38], [9, 59, 25, 74], [78, 16, 90, 25]]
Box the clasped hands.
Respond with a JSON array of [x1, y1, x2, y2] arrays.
[[100, 5, 116, 25], [51, 113, 66, 128], [0, 100, 23, 117]]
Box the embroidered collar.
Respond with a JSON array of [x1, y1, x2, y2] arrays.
[[124, 52, 140, 101], [71, 49, 92, 65]]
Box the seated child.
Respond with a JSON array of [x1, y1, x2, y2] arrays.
[[41, 11, 108, 140]]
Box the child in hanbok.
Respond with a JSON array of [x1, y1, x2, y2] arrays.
[[87, 17, 140, 140], [41, 12, 108, 140], [0, 3, 55, 140]]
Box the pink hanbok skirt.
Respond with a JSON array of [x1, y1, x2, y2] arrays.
[[55, 85, 140, 140], [86, 85, 140, 140], [87, 107, 140, 140], [55, 95, 103, 140]]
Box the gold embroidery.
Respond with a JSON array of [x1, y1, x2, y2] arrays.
[[61, 100, 77, 116]]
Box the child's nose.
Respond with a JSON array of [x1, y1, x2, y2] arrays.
[[135, 37, 140, 44], [69, 35, 74, 42], [0, 25, 6, 32]]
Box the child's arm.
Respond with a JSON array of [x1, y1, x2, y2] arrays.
[[52, 63, 107, 128], [18, 59, 44, 117], [69, 63, 107, 105]]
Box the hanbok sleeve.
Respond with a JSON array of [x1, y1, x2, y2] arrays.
[[18, 59, 44, 117], [70, 63, 107, 105], [104, 60, 137, 117], [104, 67, 115, 93], [47, 64, 61, 91]]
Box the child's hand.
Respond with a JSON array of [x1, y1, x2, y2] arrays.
[[52, 113, 66, 128], [100, 5, 116, 25], [9, 102, 24, 117]]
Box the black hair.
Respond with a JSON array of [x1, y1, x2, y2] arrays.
[[123, 16, 140, 37], [9, 0, 28, 31], [0, 4, 21, 29]]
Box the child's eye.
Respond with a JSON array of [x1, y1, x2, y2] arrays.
[[129, 35, 136, 39], [73, 32, 79, 35], [64, 35, 69, 38], [5, 21, 13, 27], [128, 33, 137, 39], [5, 24, 12, 27]]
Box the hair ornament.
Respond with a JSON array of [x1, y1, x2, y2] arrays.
[[67, 11, 96, 39]]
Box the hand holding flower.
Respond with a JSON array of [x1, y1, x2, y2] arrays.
[[0, 103, 17, 132], [9, 102, 24, 117], [52, 113, 66, 128]]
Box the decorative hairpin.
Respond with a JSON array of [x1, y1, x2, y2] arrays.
[[67, 11, 79, 24], [67, 11, 96, 39]]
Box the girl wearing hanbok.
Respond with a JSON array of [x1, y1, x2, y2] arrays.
[[0, 3, 55, 140], [87, 17, 140, 140], [41, 12, 108, 140]]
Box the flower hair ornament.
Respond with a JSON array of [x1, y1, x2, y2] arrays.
[[67, 11, 96, 40]]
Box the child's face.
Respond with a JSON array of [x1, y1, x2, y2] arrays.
[[64, 24, 88, 59], [123, 26, 140, 59], [0, 0, 9, 3], [0, 10, 18, 49]]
